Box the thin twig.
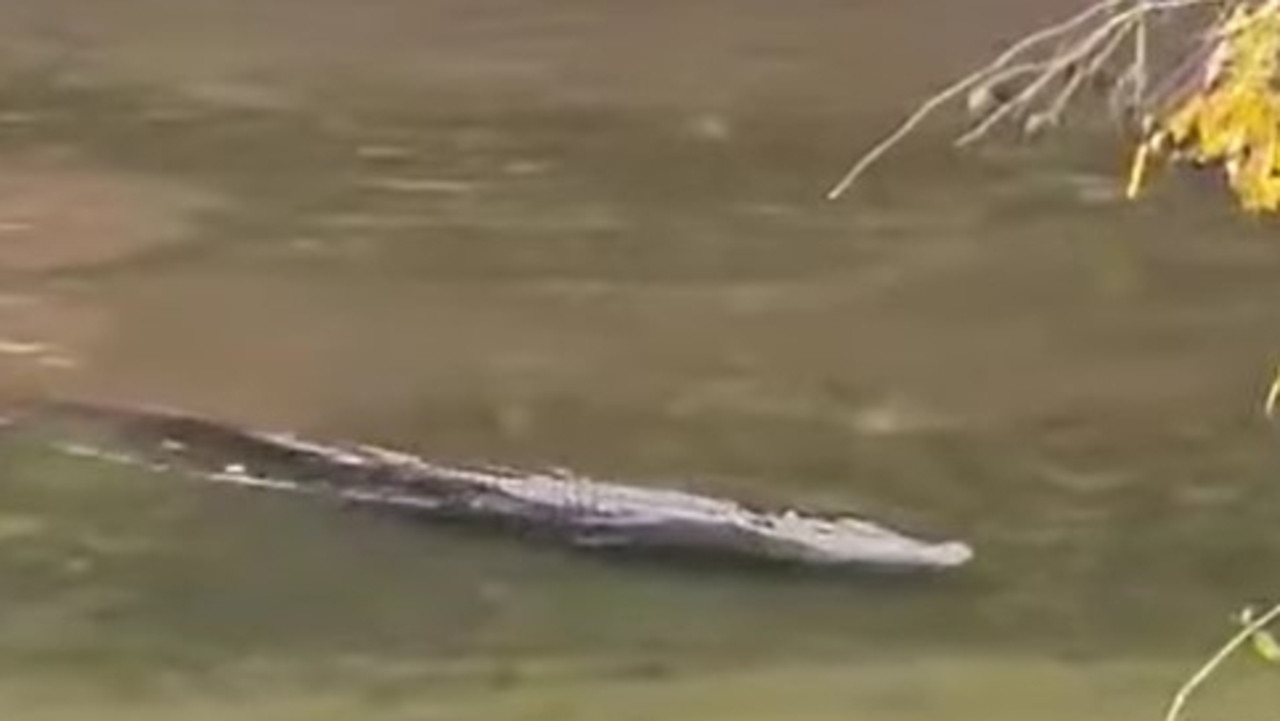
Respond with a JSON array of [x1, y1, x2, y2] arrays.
[[955, 8, 1144, 146], [1163, 601, 1280, 721], [977, 61, 1055, 95], [1134, 0, 1150, 107], [1146, 1, 1277, 109], [968, 61, 1053, 115], [823, 79, 983, 201], [1043, 18, 1138, 126], [1144, 37, 1215, 112]]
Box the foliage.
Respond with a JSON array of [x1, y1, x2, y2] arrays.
[[1130, 0, 1280, 212], [826, 0, 1280, 217]]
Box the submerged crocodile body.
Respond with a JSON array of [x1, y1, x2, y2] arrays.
[[3, 400, 974, 573]]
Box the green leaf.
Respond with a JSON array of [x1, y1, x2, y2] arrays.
[[1236, 606, 1280, 663], [1250, 629, 1280, 662]]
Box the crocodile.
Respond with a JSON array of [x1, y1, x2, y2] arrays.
[[3, 399, 974, 574]]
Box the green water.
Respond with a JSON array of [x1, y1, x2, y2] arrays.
[[2, 1, 1280, 717]]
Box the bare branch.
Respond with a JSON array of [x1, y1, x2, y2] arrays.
[[826, 0, 1224, 200], [824, 0, 1137, 199]]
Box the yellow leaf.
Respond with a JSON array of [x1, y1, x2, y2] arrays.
[[1123, 0, 1280, 214], [1265, 364, 1280, 418], [1126, 143, 1151, 200]]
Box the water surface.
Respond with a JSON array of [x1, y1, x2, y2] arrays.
[[2, 1, 1280, 718]]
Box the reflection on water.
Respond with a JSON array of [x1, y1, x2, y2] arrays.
[[1, 1, 1280, 718]]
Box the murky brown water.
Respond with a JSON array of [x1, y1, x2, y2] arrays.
[[2, 1, 1280, 718]]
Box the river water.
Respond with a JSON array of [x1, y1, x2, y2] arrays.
[[2, 1, 1280, 719]]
